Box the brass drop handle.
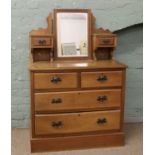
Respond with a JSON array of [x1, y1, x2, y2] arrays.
[[51, 121, 63, 128], [51, 98, 62, 104], [97, 75, 107, 81], [38, 38, 46, 45], [51, 76, 62, 83], [97, 96, 107, 102], [97, 118, 107, 124]]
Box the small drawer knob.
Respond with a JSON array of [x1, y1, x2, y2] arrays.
[[51, 98, 62, 104], [51, 76, 62, 83], [51, 121, 63, 128], [97, 75, 107, 82], [97, 118, 107, 124], [97, 96, 107, 102]]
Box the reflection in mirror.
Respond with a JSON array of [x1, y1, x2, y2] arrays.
[[57, 12, 88, 57]]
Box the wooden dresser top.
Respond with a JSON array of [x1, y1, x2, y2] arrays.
[[29, 59, 127, 71]]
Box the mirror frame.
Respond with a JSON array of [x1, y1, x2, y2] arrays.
[[54, 9, 93, 60]]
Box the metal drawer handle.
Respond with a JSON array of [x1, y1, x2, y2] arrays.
[[38, 39, 46, 45], [102, 39, 110, 44], [97, 118, 107, 124], [97, 75, 107, 81], [51, 98, 62, 104], [51, 121, 63, 128], [97, 96, 107, 102], [51, 76, 62, 83]]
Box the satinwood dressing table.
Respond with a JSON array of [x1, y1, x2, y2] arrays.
[[29, 9, 127, 152]]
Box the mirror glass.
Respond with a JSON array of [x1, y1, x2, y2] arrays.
[[56, 12, 88, 57]]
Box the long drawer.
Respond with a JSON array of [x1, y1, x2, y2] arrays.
[[35, 89, 121, 112], [35, 110, 120, 135], [34, 73, 78, 89], [81, 71, 123, 88]]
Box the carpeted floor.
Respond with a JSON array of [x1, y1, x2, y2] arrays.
[[11, 123, 143, 155]]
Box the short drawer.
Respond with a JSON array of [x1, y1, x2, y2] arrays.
[[31, 36, 52, 47], [34, 73, 78, 89], [35, 89, 121, 112], [97, 37, 114, 47], [35, 110, 120, 135], [81, 71, 123, 88]]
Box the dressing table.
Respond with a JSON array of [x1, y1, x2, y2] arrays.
[[29, 9, 127, 152]]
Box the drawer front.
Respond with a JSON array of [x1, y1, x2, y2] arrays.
[[32, 37, 52, 46], [34, 73, 78, 89], [81, 71, 122, 88], [35, 89, 121, 112], [97, 37, 114, 46], [35, 110, 120, 135]]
